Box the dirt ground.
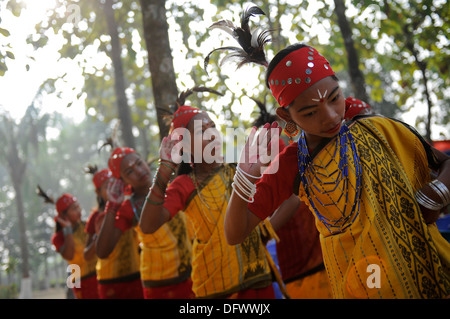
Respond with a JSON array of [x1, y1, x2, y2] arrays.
[[32, 287, 67, 299]]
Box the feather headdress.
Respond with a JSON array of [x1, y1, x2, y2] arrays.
[[36, 184, 55, 204], [84, 164, 98, 176], [98, 120, 121, 153], [247, 95, 278, 128], [204, 5, 271, 75], [162, 86, 224, 126]]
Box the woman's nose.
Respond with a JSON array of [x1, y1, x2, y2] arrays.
[[322, 103, 340, 124]]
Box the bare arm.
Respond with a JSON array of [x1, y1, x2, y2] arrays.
[[225, 191, 264, 245], [96, 208, 123, 258], [95, 178, 125, 258], [140, 135, 180, 234], [268, 194, 301, 231], [418, 147, 450, 224], [83, 233, 97, 261], [56, 217, 75, 260], [225, 122, 282, 245]]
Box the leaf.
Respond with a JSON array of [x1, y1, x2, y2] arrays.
[[6, 51, 15, 60], [0, 27, 10, 37]]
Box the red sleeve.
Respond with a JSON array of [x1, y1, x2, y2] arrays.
[[248, 142, 299, 220], [51, 231, 64, 252], [85, 210, 99, 234], [114, 200, 134, 232], [163, 174, 195, 217]]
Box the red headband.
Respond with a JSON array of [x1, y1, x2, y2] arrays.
[[108, 147, 136, 178], [344, 97, 372, 121], [56, 193, 77, 215], [171, 105, 205, 131], [92, 169, 112, 189], [268, 46, 335, 108]]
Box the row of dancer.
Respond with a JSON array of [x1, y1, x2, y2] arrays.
[[40, 5, 449, 299], [40, 93, 336, 299]]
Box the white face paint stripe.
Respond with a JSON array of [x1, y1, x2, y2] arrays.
[[312, 89, 328, 102]]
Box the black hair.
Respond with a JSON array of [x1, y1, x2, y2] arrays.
[[177, 162, 193, 176]]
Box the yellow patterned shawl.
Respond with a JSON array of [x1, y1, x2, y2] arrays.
[[67, 222, 97, 279], [96, 228, 140, 283], [298, 116, 450, 298], [185, 165, 273, 298], [129, 198, 192, 288]]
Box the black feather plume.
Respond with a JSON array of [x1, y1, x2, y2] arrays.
[[247, 95, 278, 128], [204, 5, 271, 75], [36, 185, 55, 204], [98, 121, 121, 153], [84, 164, 98, 175], [163, 86, 224, 125]]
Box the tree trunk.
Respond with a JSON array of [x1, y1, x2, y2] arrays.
[[12, 173, 32, 298], [6, 129, 31, 297], [140, 0, 179, 140], [333, 0, 370, 103], [403, 24, 433, 142], [103, 0, 136, 148]]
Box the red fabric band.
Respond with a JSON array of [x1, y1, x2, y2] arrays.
[[268, 46, 335, 108]]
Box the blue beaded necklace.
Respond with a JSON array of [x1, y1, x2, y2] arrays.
[[297, 124, 362, 234]]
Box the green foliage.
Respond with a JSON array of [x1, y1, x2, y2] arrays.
[[0, 284, 18, 299]]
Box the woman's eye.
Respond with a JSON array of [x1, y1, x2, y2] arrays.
[[304, 111, 316, 117], [331, 93, 340, 102]]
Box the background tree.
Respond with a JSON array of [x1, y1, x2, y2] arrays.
[[140, 0, 179, 140], [0, 103, 49, 298]]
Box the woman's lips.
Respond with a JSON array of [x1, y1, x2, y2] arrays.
[[325, 122, 341, 135]]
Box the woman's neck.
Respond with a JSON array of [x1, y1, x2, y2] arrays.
[[304, 133, 324, 151], [193, 162, 222, 181], [133, 187, 149, 198]]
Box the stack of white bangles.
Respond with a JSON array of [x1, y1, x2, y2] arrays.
[[232, 165, 262, 203], [415, 179, 450, 211]]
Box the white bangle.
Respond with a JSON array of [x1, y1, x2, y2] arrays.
[[234, 173, 255, 198], [231, 166, 259, 203], [63, 226, 73, 237], [237, 165, 262, 180], [429, 179, 450, 206], [235, 170, 256, 195], [232, 182, 255, 203], [415, 190, 444, 211]]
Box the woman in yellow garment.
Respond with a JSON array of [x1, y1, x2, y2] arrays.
[[223, 42, 450, 298], [96, 147, 194, 299], [41, 192, 99, 299], [84, 167, 143, 299], [250, 98, 333, 299], [139, 103, 276, 299]]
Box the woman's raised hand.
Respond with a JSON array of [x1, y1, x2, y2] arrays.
[[238, 122, 282, 178], [160, 132, 183, 164], [106, 177, 125, 204]]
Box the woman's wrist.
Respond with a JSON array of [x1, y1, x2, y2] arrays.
[[416, 179, 450, 211], [62, 225, 73, 236], [105, 201, 122, 216]]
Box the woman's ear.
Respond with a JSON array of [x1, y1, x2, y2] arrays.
[[275, 107, 292, 124]]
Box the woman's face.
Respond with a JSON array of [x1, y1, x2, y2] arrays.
[[276, 76, 346, 147], [186, 113, 222, 163], [119, 153, 151, 189], [64, 201, 82, 223], [97, 178, 111, 202]]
